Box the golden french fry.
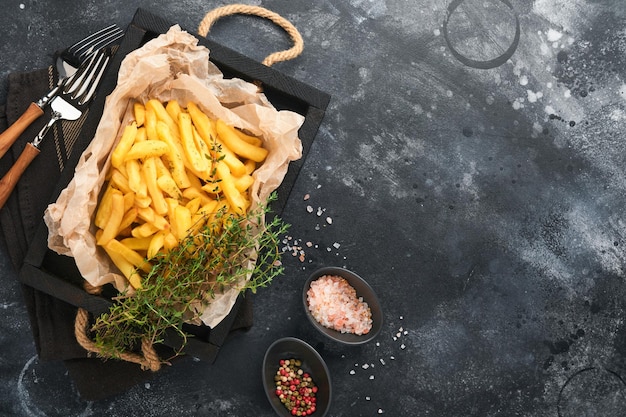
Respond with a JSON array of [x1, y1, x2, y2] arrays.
[[183, 185, 214, 205], [192, 127, 212, 166], [198, 199, 219, 216], [142, 157, 169, 215], [111, 122, 138, 168], [97, 191, 125, 246], [120, 236, 153, 251], [147, 230, 167, 258], [147, 99, 179, 138], [153, 156, 170, 178], [126, 159, 144, 196], [215, 161, 247, 215], [243, 159, 256, 175], [165, 198, 179, 238], [123, 191, 136, 212], [234, 174, 255, 192], [102, 243, 141, 288], [124, 140, 169, 161], [145, 105, 158, 141], [156, 121, 191, 189], [166, 100, 183, 123], [95, 184, 115, 229], [179, 112, 208, 173], [185, 197, 202, 215], [214, 137, 247, 177], [135, 127, 147, 142], [215, 119, 268, 162], [172, 205, 192, 240], [187, 102, 216, 140], [163, 232, 179, 251], [134, 194, 152, 209], [118, 207, 138, 234], [131, 222, 159, 238], [134, 102, 146, 127], [105, 238, 152, 274], [157, 175, 182, 199], [234, 128, 262, 146], [137, 206, 169, 230], [110, 169, 131, 194]]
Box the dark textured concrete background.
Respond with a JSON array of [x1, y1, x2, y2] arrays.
[[1, 0, 626, 416]]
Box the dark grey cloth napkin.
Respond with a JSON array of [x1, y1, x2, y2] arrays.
[[0, 67, 253, 401]]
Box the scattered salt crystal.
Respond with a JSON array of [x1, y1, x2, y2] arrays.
[[326, 217, 333, 224], [380, 358, 386, 365], [378, 409, 384, 414], [546, 28, 563, 42], [19, 3, 25, 9], [350, 370, 356, 375], [400, 344, 406, 349], [316, 207, 323, 216], [396, 332, 401, 338], [362, 364, 369, 369], [393, 336, 397, 341], [145, 383, 151, 389], [366, 396, 371, 401], [376, 342, 380, 346], [369, 375, 375, 380], [400, 316, 403, 320], [304, 194, 310, 200], [390, 356, 395, 360], [306, 205, 314, 213], [306, 241, 313, 247], [403, 331, 408, 335], [333, 242, 341, 249], [399, 327, 403, 332]]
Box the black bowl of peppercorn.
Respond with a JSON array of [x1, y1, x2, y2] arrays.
[[262, 337, 332, 416]]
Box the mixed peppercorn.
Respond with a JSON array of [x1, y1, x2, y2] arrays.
[[274, 358, 318, 415]]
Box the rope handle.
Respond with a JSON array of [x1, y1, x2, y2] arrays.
[[74, 281, 163, 371], [197, 4, 304, 67]]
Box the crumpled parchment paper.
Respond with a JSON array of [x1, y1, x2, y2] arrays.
[[44, 25, 304, 327]]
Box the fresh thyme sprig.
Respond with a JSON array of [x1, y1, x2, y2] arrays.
[[91, 192, 289, 359]]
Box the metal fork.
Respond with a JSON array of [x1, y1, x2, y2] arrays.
[[0, 24, 123, 160], [56, 24, 124, 82], [0, 48, 111, 209]]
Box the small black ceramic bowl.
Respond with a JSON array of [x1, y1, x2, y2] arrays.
[[303, 266, 383, 345], [262, 337, 332, 417]]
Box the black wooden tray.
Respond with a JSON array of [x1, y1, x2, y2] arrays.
[[18, 8, 330, 362]]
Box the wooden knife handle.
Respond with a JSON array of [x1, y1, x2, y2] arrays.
[[0, 102, 44, 159], [0, 143, 40, 209]]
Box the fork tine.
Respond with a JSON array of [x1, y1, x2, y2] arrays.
[[75, 27, 124, 61], [67, 24, 118, 55], [77, 53, 110, 105], [63, 48, 109, 101]]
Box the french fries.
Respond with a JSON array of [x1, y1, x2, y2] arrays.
[[94, 99, 268, 289]]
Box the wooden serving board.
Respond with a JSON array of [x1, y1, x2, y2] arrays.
[[18, 8, 330, 362]]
